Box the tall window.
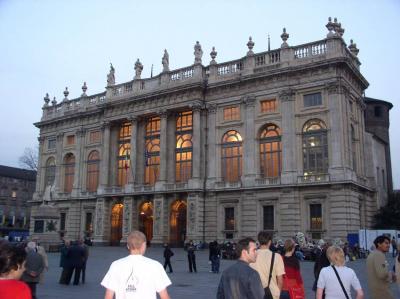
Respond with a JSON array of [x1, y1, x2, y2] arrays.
[[310, 203, 322, 230], [221, 130, 242, 182], [60, 213, 66, 231], [260, 124, 282, 177], [224, 207, 235, 239], [351, 125, 357, 172], [176, 111, 192, 182], [145, 117, 160, 185], [64, 153, 75, 193], [89, 130, 101, 144], [66, 135, 75, 146], [302, 119, 328, 175], [45, 157, 56, 187], [117, 123, 131, 186], [260, 99, 277, 113], [263, 205, 274, 230], [48, 138, 56, 150], [223, 106, 240, 121], [303, 92, 322, 107], [85, 212, 93, 232], [87, 151, 100, 192]]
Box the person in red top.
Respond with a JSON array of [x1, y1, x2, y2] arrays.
[[281, 239, 305, 299], [0, 241, 31, 299]]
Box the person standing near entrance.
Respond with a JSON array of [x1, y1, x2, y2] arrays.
[[186, 240, 197, 273], [101, 230, 171, 299], [163, 243, 174, 273]]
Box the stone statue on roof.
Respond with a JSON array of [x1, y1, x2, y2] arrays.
[[134, 59, 143, 79], [107, 63, 115, 86], [162, 49, 169, 72], [194, 41, 203, 64]]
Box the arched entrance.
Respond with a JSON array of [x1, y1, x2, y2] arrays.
[[110, 203, 123, 245], [139, 201, 153, 242], [170, 199, 187, 247]]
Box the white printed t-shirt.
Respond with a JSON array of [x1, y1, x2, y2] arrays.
[[317, 265, 362, 299], [101, 254, 171, 299]]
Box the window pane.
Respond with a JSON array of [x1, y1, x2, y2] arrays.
[[304, 92, 322, 107], [263, 206, 274, 230], [310, 204, 322, 230], [225, 207, 235, 230], [261, 99, 277, 113]]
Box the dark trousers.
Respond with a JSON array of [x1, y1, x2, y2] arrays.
[[188, 254, 197, 272], [65, 266, 82, 285], [211, 255, 220, 273], [26, 282, 37, 299], [81, 263, 86, 283], [163, 258, 173, 272], [59, 267, 69, 284], [392, 246, 397, 257]]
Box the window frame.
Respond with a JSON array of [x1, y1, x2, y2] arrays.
[[303, 92, 322, 108], [221, 130, 243, 182]]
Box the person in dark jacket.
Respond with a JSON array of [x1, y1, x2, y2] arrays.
[[79, 239, 89, 284], [65, 240, 85, 285], [163, 243, 174, 273], [186, 240, 197, 273], [209, 240, 221, 273], [312, 240, 330, 297], [21, 241, 44, 299], [59, 240, 70, 284]]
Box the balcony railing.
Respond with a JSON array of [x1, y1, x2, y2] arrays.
[[297, 174, 330, 183]]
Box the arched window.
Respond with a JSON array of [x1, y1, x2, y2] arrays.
[[259, 124, 282, 177], [176, 111, 193, 182], [44, 157, 56, 187], [117, 123, 131, 187], [64, 153, 75, 193], [351, 125, 357, 172], [87, 151, 100, 192], [221, 130, 242, 182], [302, 119, 328, 175], [145, 117, 160, 185]]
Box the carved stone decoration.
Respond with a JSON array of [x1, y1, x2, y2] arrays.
[[62, 87, 69, 102], [101, 121, 111, 131], [326, 17, 335, 38], [278, 88, 295, 102], [81, 82, 87, 97], [243, 95, 256, 107], [280, 28, 289, 48], [134, 59, 143, 79], [43, 93, 50, 107], [188, 200, 196, 233], [56, 132, 64, 142], [325, 82, 340, 95], [162, 49, 169, 72], [206, 103, 217, 114], [194, 41, 203, 65], [51, 97, 57, 106], [247, 36, 255, 56], [107, 63, 115, 86], [158, 109, 168, 119], [154, 199, 162, 234], [95, 199, 104, 236], [123, 199, 131, 235], [210, 47, 217, 65], [190, 100, 204, 112], [348, 39, 359, 56]]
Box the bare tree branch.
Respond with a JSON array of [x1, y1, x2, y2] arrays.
[[19, 147, 38, 171]]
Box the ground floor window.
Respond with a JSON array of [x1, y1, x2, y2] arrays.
[[263, 205, 274, 231], [224, 207, 235, 239], [310, 203, 322, 231]]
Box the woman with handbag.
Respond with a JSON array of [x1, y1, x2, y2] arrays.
[[280, 239, 304, 299], [316, 246, 364, 299]]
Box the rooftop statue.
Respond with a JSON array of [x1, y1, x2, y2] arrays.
[[162, 49, 169, 72], [134, 59, 143, 79], [194, 41, 203, 64], [107, 63, 115, 86]]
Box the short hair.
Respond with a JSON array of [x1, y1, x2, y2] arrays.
[[326, 246, 345, 266], [257, 231, 272, 245], [27, 241, 36, 250], [373, 235, 390, 247], [236, 237, 255, 257], [0, 242, 27, 275], [284, 239, 295, 253], [127, 231, 146, 250]]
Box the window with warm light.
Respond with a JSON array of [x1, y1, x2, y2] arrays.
[[66, 135, 75, 146], [302, 119, 328, 175], [260, 99, 277, 113], [89, 130, 101, 144], [221, 130, 242, 182], [117, 123, 131, 186], [45, 157, 56, 187], [176, 111, 192, 182], [85, 212, 93, 232], [11, 190, 17, 198], [145, 117, 160, 185], [64, 153, 75, 193], [310, 203, 322, 230], [223, 106, 240, 121], [259, 124, 282, 177], [87, 150, 100, 192], [224, 207, 235, 230]]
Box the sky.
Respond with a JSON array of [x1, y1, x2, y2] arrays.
[[0, 0, 399, 188]]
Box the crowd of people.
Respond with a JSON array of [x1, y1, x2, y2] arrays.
[[58, 239, 89, 285]]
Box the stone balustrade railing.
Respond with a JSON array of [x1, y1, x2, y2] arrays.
[[41, 36, 360, 121]]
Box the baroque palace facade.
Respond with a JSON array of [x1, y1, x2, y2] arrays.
[[31, 18, 393, 246]]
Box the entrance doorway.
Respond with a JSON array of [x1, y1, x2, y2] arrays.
[[170, 199, 187, 247], [139, 201, 153, 242], [110, 203, 123, 245]]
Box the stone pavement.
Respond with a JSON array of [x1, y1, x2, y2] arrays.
[[37, 246, 399, 299]]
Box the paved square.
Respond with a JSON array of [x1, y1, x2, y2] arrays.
[[36, 246, 399, 299]]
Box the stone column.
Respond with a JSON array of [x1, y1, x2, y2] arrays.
[[206, 104, 217, 187], [243, 96, 256, 186], [72, 128, 85, 196], [191, 102, 202, 180], [186, 192, 204, 241], [98, 122, 111, 193], [280, 89, 297, 184], [157, 110, 168, 187], [93, 197, 107, 245], [54, 133, 64, 193], [128, 116, 138, 185], [122, 196, 133, 239], [152, 194, 165, 245], [36, 136, 45, 194]]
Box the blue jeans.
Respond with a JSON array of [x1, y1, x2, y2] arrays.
[[211, 255, 220, 273]]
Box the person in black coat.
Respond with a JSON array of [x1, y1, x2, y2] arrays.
[[65, 240, 85, 285], [186, 240, 197, 273], [59, 240, 70, 284], [209, 240, 221, 273], [163, 243, 174, 273]]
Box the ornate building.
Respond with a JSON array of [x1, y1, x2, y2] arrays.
[[31, 18, 393, 246]]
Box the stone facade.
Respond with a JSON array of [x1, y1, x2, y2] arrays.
[[31, 19, 392, 245]]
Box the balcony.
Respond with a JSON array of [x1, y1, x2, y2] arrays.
[[297, 174, 330, 183]]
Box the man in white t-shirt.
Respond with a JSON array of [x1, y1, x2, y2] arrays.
[[101, 231, 171, 299]]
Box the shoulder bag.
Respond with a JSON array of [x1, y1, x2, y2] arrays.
[[331, 265, 350, 299], [264, 252, 275, 299]]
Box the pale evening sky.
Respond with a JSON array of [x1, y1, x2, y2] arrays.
[[0, 0, 399, 188]]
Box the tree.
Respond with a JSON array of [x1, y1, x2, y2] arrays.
[[19, 146, 38, 171], [373, 191, 400, 230]]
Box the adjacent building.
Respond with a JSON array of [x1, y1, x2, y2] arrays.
[[30, 18, 393, 246]]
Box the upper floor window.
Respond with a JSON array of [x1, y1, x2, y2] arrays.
[[145, 117, 160, 185], [259, 124, 282, 177], [64, 153, 75, 193], [221, 130, 242, 182], [303, 92, 322, 107], [48, 138, 56, 150], [89, 130, 101, 144], [302, 119, 328, 175], [176, 111, 193, 182], [45, 157, 56, 187], [66, 135, 75, 146], [223, 106, 240, 121], [87, 150, 100, 192], [117, 123, 131, 187], [260, 99, 277, 113]]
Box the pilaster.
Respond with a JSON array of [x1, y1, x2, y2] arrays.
[[122, 196, 133, 239], [190, 101, 202, 187], [186, 192, 204, 241], [206, 104, 217, 187], [72, 128, 85, 196], [157, 110, 168, 189], [98, 121, 111, 193], [128, 116, 138, 185], [36, 136, 45, 194], [54, 133, 64, 193], [242, 96, 256, 186], [152, 194, 166, 245]]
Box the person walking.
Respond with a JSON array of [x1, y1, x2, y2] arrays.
[[163, 243, 174, 273], [317, 246, 364, 299], [101, 230, 171, 299], [250, 231, 285, 299], [217, 237, 264, 299], [209, 240, 221, 273], [313, 240, 330, 296], [281, 239, 304, 299], [21, 241, 44, 299], [186, 240, 197, 273], [366, 235, 396, 299]]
